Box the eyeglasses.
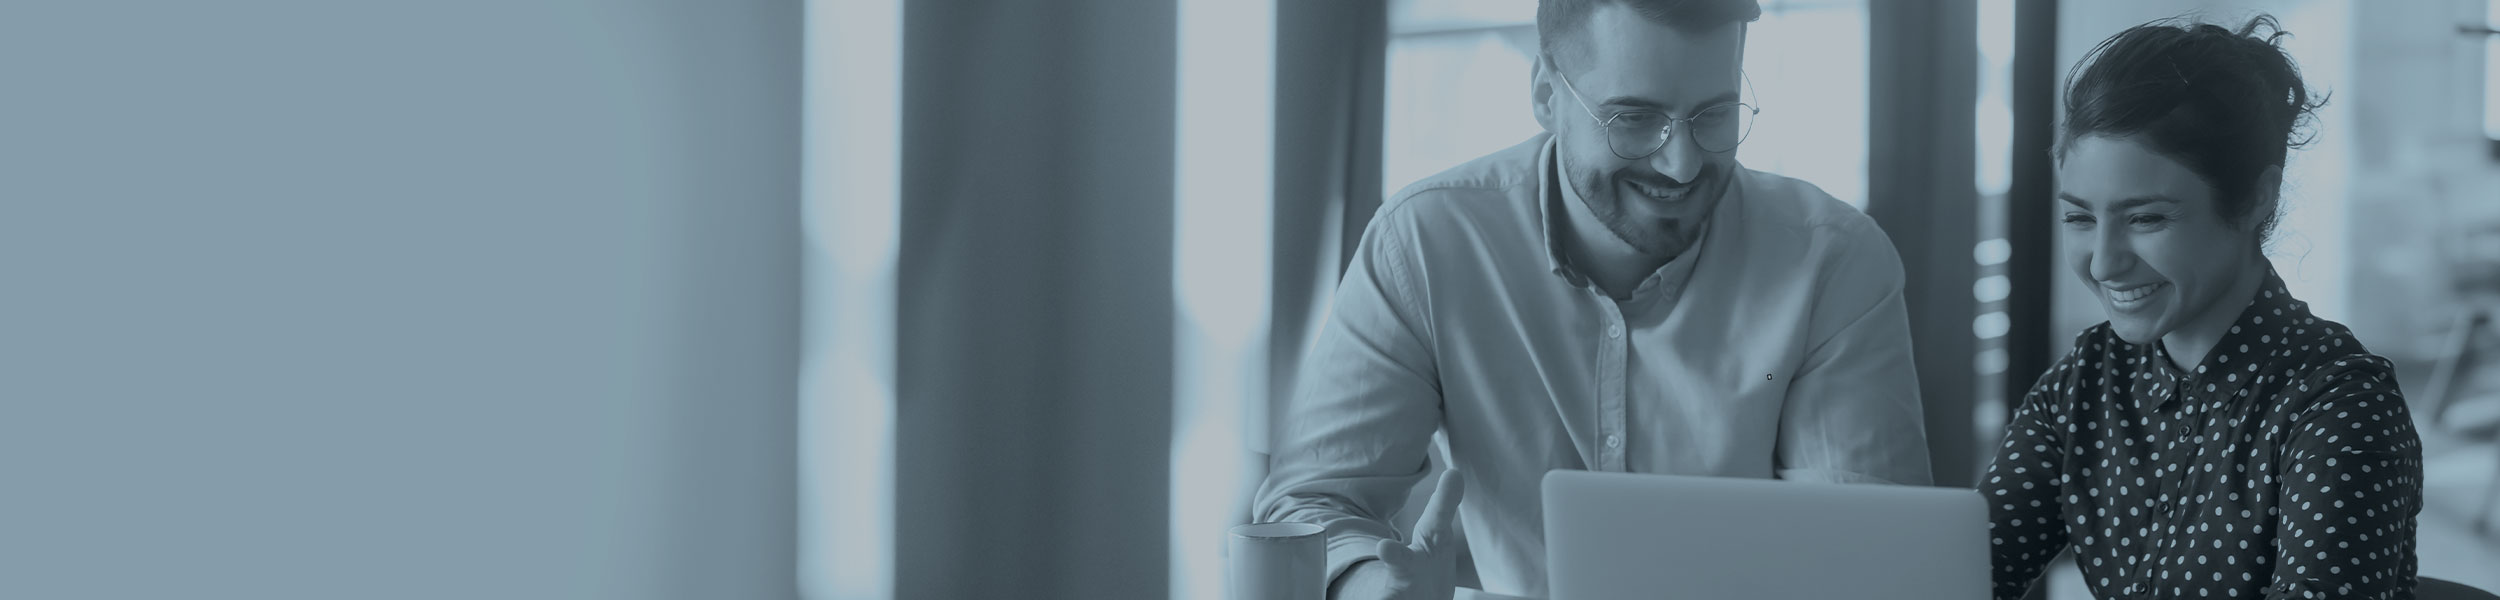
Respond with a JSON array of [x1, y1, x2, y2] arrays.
[[1550, 59, 1758, 159]]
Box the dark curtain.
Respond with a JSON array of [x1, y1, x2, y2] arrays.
[[1866, 0, 1982, 488], [893, 1, 1178, 598], [1259, 0, 1390, 459]]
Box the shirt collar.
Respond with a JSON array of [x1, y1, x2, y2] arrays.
[[2126, 263, 2301, 413], [1534, 136, 1728, 295], [1535, 137, 1588, 288]]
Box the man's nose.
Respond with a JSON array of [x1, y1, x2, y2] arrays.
[[1647, 127, 1705, 184]]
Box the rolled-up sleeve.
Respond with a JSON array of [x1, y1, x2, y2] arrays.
[[1773, 218, 1933, 486], [1252, 207, 1446, 586]]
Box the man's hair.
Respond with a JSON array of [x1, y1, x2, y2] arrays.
[[2057, 14, 2324, 246], [1536, 0, 1762, 71]]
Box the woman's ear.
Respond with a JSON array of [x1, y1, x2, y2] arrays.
[[1530, 58, 1558, 134], [2252, 164, 2283, 230], [2248, 164, 2284, 250]]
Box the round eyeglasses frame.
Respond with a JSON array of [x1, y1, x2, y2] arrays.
[[1548, 57, 1760, 160]]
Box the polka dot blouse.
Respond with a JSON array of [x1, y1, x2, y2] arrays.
[[1983, 268, 2424, 599]]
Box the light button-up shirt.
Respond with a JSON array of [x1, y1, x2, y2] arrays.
[[1255, 134, 1933, 598]]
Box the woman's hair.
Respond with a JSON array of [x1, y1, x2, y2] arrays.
[[2058, 14, 2326, 244]]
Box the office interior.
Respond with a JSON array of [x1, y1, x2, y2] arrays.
[[8, 0, 2499, 599]]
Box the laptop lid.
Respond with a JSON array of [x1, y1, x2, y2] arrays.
[[1542, 470, 1990, 600]]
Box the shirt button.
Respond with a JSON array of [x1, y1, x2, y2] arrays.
[[1605, 434, 1623, 449], [1606, 325, 1623, 339]]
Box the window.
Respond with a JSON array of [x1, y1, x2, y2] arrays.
[[1170, 0, 1276, 598], [1969, 0, 2016, 459], [801, 1, 899, 599], [2486, 0, 2500, 143]]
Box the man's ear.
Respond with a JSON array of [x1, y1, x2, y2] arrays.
[[1530, 57, 1558, 134]]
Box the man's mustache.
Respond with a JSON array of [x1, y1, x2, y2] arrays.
[[1615, 165, 1714, 191]]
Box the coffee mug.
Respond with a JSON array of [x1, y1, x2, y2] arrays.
[[1226, 521, 1327, 600]]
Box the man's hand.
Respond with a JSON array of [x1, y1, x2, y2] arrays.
[[1330, 471, 1466, 600]]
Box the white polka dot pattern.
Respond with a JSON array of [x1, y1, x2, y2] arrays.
[[1981, 269, 2424, 600]]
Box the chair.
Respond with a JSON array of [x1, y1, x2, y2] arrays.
[[2420, 576, 2500, 600], [2418, 214, 2500, 534], [2419, 220, 2500, 428]]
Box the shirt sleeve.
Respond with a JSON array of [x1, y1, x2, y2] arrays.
[[1982, 347, 2082, 600], [2262, 360, 2423, 600], [1773, 217, 1933, 486], [1251, 206, 1446, 588]]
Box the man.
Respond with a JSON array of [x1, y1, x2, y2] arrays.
[[1253, 1, 1933, 598]]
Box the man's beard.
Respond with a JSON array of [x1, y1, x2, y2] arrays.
[[1584, 163, 1720, 257]]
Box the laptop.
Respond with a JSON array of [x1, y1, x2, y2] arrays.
[[1541, 470, 1989, 600]]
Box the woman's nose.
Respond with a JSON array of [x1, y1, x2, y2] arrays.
[[2087, 227, 2136, 283]]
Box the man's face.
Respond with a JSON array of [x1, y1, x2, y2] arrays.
[[1541, 4, 1746, 258]]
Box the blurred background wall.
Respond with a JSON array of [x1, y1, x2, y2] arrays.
[[1, 1, 802, 598]]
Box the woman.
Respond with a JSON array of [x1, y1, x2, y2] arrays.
[[1983, 15, 2423, 600]]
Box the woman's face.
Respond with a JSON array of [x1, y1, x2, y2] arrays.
[[2056, 134, 2266, 346]]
